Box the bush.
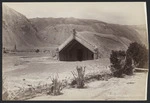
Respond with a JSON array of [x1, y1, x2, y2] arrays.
[[35, 49, 40, 53], [110, 42, 148, 77], [123, 54, 134, 75], [110, 50, 126, 77], [126, 42, 148, 68], [3, 50, 7, 54]]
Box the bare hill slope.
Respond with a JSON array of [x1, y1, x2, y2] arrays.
[[2, 5, 43, 50], [30, 17, 146, 46]]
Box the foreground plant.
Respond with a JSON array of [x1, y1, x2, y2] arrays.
[[71, 66, 86, 88], [48, 75, 63, 96]]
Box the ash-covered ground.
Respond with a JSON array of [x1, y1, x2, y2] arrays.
[[3, 53, 148, 100]]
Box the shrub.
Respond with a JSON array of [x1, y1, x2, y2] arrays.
[[71, 66, 86, 88], [123, 54, 134, 75], [3, 48, 7, 53], [35, 49, 40, 53], [110, 42, 148, 77], [126, 42, 148, 68], [110, 50, 126, 77]]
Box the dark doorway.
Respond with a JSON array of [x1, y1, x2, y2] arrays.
[[77, 49, 83, 61]]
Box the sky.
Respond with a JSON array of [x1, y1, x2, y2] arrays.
[[3, 2, 147, 25]]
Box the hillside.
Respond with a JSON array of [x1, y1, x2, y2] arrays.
[[30, 17, 147, 57], [2, 5, 43, 50], [30, 17, 146, 46], [129, 25, 148, 47], [2, 5, 148, 56]]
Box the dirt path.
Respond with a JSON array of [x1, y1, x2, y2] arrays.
[[29, 72, 148, 100]]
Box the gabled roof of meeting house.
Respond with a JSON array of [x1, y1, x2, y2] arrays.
[[58, 29, 98, 53]]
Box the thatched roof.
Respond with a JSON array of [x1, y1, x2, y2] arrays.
[[58, 31, 98, 53]]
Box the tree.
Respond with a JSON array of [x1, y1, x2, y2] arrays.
[[126, 42, 148, 68]]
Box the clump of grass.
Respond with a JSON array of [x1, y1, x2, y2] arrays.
[[48, 75, 63, 96], [71, 66, 86, 88]]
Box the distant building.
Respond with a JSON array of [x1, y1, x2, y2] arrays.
[[57, 29, 98, 61]]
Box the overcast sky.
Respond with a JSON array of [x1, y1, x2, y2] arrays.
[[3, 2, 147, 25]]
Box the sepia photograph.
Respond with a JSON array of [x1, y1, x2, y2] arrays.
[[2, 2, 149, 101]]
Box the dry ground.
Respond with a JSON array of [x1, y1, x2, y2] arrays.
[[29, 72, 148, 100], [2, 53, 148, 100]]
